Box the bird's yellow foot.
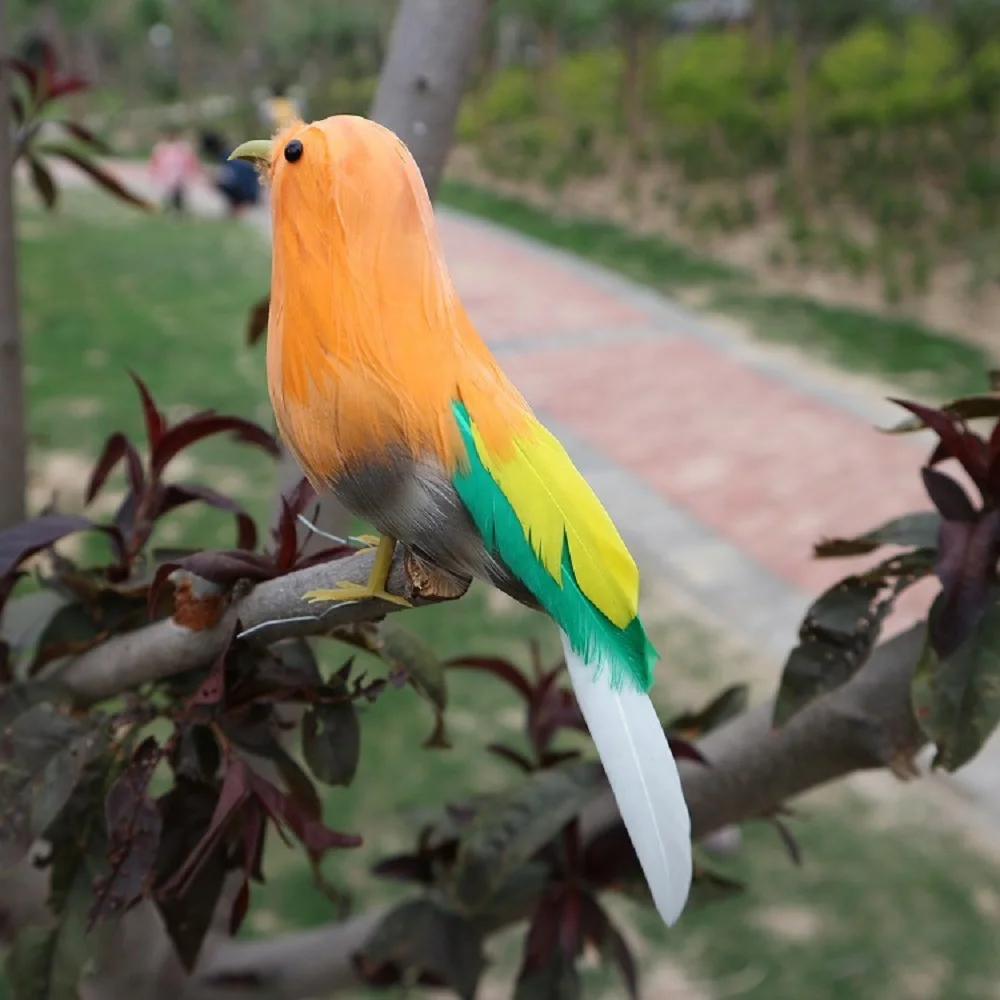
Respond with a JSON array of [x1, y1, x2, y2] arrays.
[[302, 534, 412, 608], [303, 582, 412, 608], [351, 534, 381, 548]]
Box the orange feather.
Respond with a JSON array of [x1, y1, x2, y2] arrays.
[[262, 115, 530, 485]]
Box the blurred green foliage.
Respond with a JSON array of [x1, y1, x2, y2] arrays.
[[455, 12, 1000, 302]]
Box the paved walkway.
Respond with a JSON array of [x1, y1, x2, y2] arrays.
[[51, 159, 1000, 809]]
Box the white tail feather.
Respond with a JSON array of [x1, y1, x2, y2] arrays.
[[561, 631, 692, 926]]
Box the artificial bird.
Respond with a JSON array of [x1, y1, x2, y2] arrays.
[[230, 116, 693, 925]]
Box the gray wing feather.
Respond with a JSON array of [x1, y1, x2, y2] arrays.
[[330, 453, 539, 609]]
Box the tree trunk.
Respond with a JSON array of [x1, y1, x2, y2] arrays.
[[750, 0, 774, 60], [369, 0, 491, 200], [787, 31, 813, 208], [0, 0, 27, 530], [537, 19, 559, 115], [621, 19, 652, 155]]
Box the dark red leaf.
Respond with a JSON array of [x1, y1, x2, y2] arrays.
[[282, 476, 317, 521], [371, 851, 443, 885], [154, 777, 231, 971], [229, 878, 251, 935], [771, 816, 803, 866], [986, 423, 1000, 495], [930, 508, 1000, 657], [86, 431, 145, 504], [247, 771, 361, 856], [55, 119, 110, 153], [0, 514, 92, 579], [50, 148, 154, 209], [242, 800, 266, 881], [9, 91, 24, 124], [27, 153, 57, 208], [246, 295, 270, 347], [487, 743, 536, 772], [160, 761, 251, 898], [538, 749, 582, 768], [159, 483, 258, 551], [165, 549, 272, 587], [890, 398, 989, 488], [558, 887, 583, 958], [530, 683, 587, 754], [578, 894, 638, 999], [271, 480, 337, 570], [149, 549, 274, 617], [522, 890, 563, 969], [667, 683, 750, 737], [127, 370, 166, 450], [446, 656, 534, 700], [354, 898, 485, 998], [39, 41, 57, 82], [276, 498, 300, 571], [46, 74, 89, 100], [153, 414, 280, 475], [667, 736, 708, 764], [580, 823, 641, 891], [89, 737, 164, 926], [6, 58, 39, 94], [300, 695, 361, 788], [0, 639, 11, 685], [183, 644, 228, 712], [294, 544, 358, 570], [225, 641, 323, 706], [921, 467, 978, 522]]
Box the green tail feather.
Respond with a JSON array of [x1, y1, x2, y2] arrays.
[[451, 400, 656, 693]]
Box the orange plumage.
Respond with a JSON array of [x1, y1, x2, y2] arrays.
[[248, 114, 693, 928], [262, 116, 529, 487]]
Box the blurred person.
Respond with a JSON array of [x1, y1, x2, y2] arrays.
[[148, 124, 202, 215], [199, 129, 262, 218]]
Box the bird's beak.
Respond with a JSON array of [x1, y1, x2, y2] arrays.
[[229, 139, 273, 165]]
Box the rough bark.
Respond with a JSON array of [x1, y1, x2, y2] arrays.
[[368, 0, 491, 201], [0, 0, 27, 530]]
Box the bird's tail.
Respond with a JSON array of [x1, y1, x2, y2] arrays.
[[561, 630, 692, 926]]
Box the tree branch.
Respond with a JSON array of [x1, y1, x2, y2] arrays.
[[57, 544, 469, 706], [183, 623, 928, 999]]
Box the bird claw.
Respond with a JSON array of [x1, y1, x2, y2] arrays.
[[303, 583, 412, 608], [350, 534, 381, 549]]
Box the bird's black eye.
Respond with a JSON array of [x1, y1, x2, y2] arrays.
[[284, 139, 303, 163]]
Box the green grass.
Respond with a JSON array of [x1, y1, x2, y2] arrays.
[[439, 180, 993, 401], [441, 179, 743, 291], [19, 189, 276, 549], [9, 187, 1000, 1000]]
